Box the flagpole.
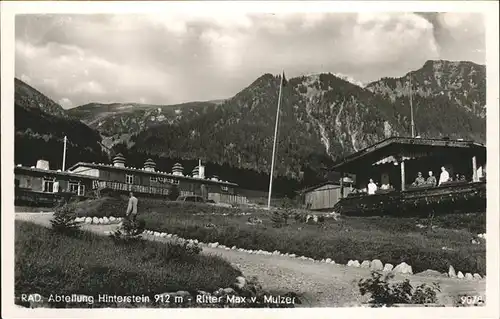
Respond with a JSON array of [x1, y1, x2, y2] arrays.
[[62, 135, 67, 171], [267, 72, 284, 210], [409, 72, 415, 138]]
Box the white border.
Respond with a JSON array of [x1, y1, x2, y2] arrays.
[[1, 2, 499, 319]]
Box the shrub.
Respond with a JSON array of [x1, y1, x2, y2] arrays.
[[358, 271, 441, 307], [50, 203, 80, 234], [109, 218, 146, 243]]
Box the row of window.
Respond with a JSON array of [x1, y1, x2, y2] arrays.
[[125, 174, 181, 185], [42, 178, 85, 196]]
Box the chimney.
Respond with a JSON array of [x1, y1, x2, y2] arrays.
[[172, 162, 184, 176], [112, 153, 126, 168], [36, 160, 50, 170], [144, 158, 156, 172]]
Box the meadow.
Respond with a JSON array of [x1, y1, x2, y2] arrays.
[[74, 197, 487, 275], [15, 220, 241, 307]]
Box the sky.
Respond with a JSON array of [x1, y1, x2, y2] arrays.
[[15, 12, 485, 109]]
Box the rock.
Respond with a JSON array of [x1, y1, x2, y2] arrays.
[[370, 259, 384, 271], [234, 276, 246, 289], [393, 262, 412, 274], [175, 290, 191, 298], [109, 216, 116, 222], [321, 259, 326, 263], [416, 269, 442, 277], [225, 247, 230, 250], [326, 258, 332, 263], [465, 273, 473, 280], [212, 242, 219, 248], [160, 233, 167, 237], [352, 260, 360, 267], [347, 260, 354, 266], [448, 265, 457, 278], [92, 217, 99, 224], [154, 232, 160, 237], [289, 254, 296, 258], [383, 263, 394, 272], [84, 217, 92, 224], [102, 217, 110, 224], [457, 271, 464, 279], [223, 287, 235, 294], [329, 260, 336, 264], [98, 217, 104, 224], [360, 260, 371, 268], [473, 273, 482, 280], [166, 234, 172, 238]]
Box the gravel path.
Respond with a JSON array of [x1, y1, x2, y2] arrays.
[[15, 213, 486, 307]]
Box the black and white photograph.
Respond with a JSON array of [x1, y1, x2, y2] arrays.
[[2, 1, 499, 317]]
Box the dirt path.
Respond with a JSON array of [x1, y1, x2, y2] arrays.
[[15, 213, 486, 307]]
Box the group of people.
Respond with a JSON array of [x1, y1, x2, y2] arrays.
[[411, 166, 465, 187], [359, 166, 465, 196]]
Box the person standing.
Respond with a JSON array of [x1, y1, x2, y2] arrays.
[[426, 171, 437, 186], [438, 166, 450, 186], [367, 179, 378, 195], [412, 172, 426, 186], [126, 192, 138, 222]]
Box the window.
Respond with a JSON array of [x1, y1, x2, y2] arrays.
[[69, 182, 85, 196], [43, 178, 55, 193], [221, 185, 229, 192], [126, 174, 134, 184], [150, 176, 158, 182], [172, 179, 180, 185]]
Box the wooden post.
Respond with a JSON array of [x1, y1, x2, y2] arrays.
[[472, 155, 478, 182], [400, 159, 406, 191], [340, 172, 344, 198]]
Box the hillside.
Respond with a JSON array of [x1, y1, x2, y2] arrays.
[[14, 78, 108, 169], [20, 59, 486, 192]]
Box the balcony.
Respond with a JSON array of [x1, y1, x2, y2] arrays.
[[97, 181, 171, 196]]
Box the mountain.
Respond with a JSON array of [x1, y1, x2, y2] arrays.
[[366, 60, 486, 140], [28, 59, 486, 193], [14, 78, 108, 169]]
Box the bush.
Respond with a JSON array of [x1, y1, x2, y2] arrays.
[[50, 203, 80, 234], [109, 218, 146, 243], [358, 271, 441, 307], [15, 220, 241, 306]]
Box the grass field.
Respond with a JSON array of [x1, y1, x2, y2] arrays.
[[73, 197, 486, 276], [15, 220, 241, 306]]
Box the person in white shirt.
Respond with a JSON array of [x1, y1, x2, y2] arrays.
[[367, 179, 378, 195], [438, 166, 450, 186]]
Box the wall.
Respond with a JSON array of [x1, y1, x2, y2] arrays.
[[71, 166, 100, 178], [305, 184, 350, 210]]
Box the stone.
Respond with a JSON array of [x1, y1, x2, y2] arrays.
[[223, 287, 235, 295], [231, 246, 237, 250], [98, 217, 104, 224], [321, 259, 326, 263], [465, 273, 473, 280], [167, 234, 173, 238], [154, 232, 160, 237], [352, 260, 360, 267], [457, 271, 464, 279], [393, 262, 412, 274], [160, 233, 167, 237], [370, 259, 384, 271], [109, 216, 116, 222], [448, 265, 457, 278], [347, 260, 354, 266], [175, 290, 191, 298], [84, 217, 92, 224], [360, 260, 371, 268], [102, 217, 110, 224], [92, 217, 99, 224], [383, 263, 394, 272], [416, 269, 442, 277], [289, 254, 296, 258], [473, 273, 482, 280], [235, 276, 246, 289], [329, 260, 336, 264], [326, 258, 332, 263], [212, 242, 219, 248]]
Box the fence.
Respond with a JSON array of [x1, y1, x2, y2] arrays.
[[97, 181, 170, 196]]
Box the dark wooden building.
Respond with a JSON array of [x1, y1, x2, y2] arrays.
[[15, 160, 95, 207], [330, 137, 487, 216]]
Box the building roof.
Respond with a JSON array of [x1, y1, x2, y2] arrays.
[[15, 166, 97, 180], [330, 136, 486, 173], [67, 162, 239, 187]]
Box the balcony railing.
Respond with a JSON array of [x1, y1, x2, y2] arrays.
[[97, 181, 170, 196]]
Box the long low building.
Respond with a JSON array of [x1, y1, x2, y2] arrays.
[[15, 154, 248, 207]]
